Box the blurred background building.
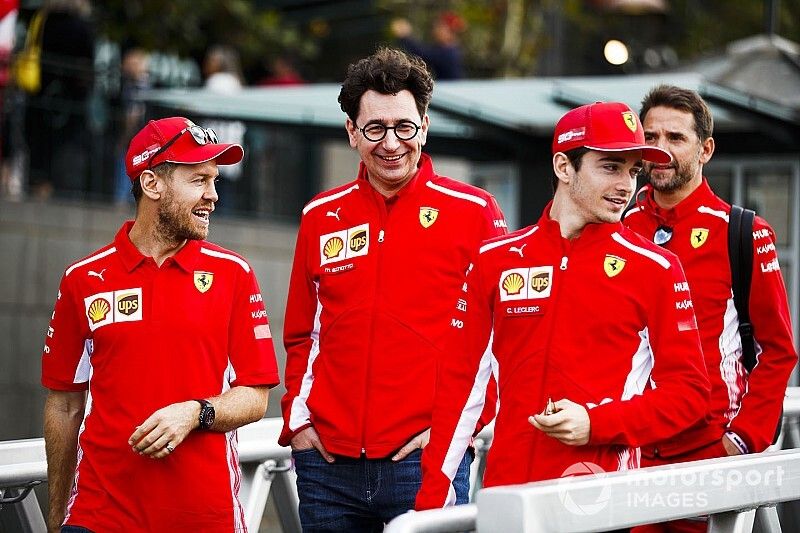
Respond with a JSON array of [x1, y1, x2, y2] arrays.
[[1, 0, 798, 437]]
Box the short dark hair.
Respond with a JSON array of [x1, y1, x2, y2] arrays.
[[551, 147, 589, 192], [131, 162, 177, 203], [640, 85, 713, 141], [338, 47, 434, 122]]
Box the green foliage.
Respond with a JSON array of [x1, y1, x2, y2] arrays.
[[96, 0, 319, 72]]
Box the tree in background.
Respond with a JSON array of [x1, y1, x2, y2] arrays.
[[381, 0, 800, 78], [96, 0, 320, 84]]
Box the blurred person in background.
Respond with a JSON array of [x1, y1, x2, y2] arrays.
[[625, 85, 797, 533], [112, 47, 150, 203], [25, 0, 94, 199], [391, 11, 465, 80], [279, 47, 506, 531], [203, 44, 243, 94], [0, 0, 18, 197], [42, 116, 280, 532], [257, 54, 305, 86]]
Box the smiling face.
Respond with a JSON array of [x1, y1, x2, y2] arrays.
[[641, 106, 713, 195], [156, 160, 219, 242], [554, 149, 641, 230], [346, 89, 429, 197]]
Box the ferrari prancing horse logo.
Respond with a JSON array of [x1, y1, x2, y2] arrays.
[[622, 111, 637, 133], [604, 255, 626, 277], [194, 271, 214, 293], [691, 228, 709, 248], [419, 207, 439, 228]]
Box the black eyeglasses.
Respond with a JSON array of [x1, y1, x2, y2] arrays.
[[355, 120, 420, 142], [147, 125, 218, 169], [653, 225, 673, 246]]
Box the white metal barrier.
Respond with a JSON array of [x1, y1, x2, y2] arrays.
[[386, 388, 800, 533], [1, 387, 799, 532], [0, 417, 300, 533]]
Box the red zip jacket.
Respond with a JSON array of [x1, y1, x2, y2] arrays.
[[416, 208, 710, 509], [279, 154, 507, 457], [625, 179, 797, 455]]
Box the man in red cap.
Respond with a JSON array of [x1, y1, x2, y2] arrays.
[[42, 117, 280, 532], [416, 101, 710, 510]]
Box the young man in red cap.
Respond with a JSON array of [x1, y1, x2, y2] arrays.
[[42, 117, 280, 533], [416, 102, 710, 510], [625, 86, 797, 533]]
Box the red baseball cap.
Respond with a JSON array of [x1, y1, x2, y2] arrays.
[[552, 102, 671, 164], [125, 117, 244, 180]]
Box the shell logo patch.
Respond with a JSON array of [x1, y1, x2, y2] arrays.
[[194, 271, 214, 293], [604, 255, 626, 277], [499, 266, 553, 301], [84, 288, 143, 331], [622, 111, 637, 133], [323, 237, 344, 259], [319, 223, 370, 266], [691, 228, 709, 249], [87, 297, 111, 324], [419, 207, 439, 228], [502, 272, 524, 295]]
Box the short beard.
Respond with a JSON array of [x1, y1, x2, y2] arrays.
[[643, 159, 696, 193], [157, 190, 207, 243]]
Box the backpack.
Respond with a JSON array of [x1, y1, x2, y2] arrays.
[[727, 204, 782, 444]]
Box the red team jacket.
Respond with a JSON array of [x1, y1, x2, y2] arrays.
[[41, 222, 280, 532], [625, 179, 797, 455], [416, 208, 710, 509], [279, 154, 506, 457]]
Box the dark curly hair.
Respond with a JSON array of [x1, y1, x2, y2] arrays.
[[338, 47, 434, 122]]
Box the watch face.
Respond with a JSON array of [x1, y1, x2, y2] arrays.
[[201, 407, 215, 429]]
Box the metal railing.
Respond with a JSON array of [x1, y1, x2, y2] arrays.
[[386, 387, 800, 533], [2, 388, 799, 532]]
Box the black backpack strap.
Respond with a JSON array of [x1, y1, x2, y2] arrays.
[[728, 205, 781, 445], [728, 204, 757, 372]]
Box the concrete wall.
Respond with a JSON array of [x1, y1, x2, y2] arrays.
[[0, 199, 297, 440]]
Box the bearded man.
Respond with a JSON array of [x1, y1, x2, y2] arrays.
[[41, 117, 281, 533]]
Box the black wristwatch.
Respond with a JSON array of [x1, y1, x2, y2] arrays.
[[194, 399, 215, 430]]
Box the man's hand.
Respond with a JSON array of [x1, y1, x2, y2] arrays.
[[722, 434, 744, 456], [392, 428, 430, 461], [529, 399, 590, 446], [291, 426, 335, 463], [128, 401, 200, 459]]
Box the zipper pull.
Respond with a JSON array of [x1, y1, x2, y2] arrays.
[[560, 256, 568, 270], [378, 230, 385, 243]]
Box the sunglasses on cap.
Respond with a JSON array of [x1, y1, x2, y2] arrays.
[[653, 225, 673, 246], [147, 125, 219, 169]]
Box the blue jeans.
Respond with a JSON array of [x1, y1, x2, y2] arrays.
[[293, 447, 473, 532], [61, 527, 94, 533]]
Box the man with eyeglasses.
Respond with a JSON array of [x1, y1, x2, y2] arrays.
[[624, 86, 797, 533], [41, 117, 280, 532], [279, 47, 506, 531], [416, 101, 710, 511]]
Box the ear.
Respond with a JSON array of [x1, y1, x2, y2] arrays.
[[139, 170, 162, 201], [699, 136, 715, 165], [552, 152, 572, 186], [418, 114, 430, 146], [346, 118, 358, 148]]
